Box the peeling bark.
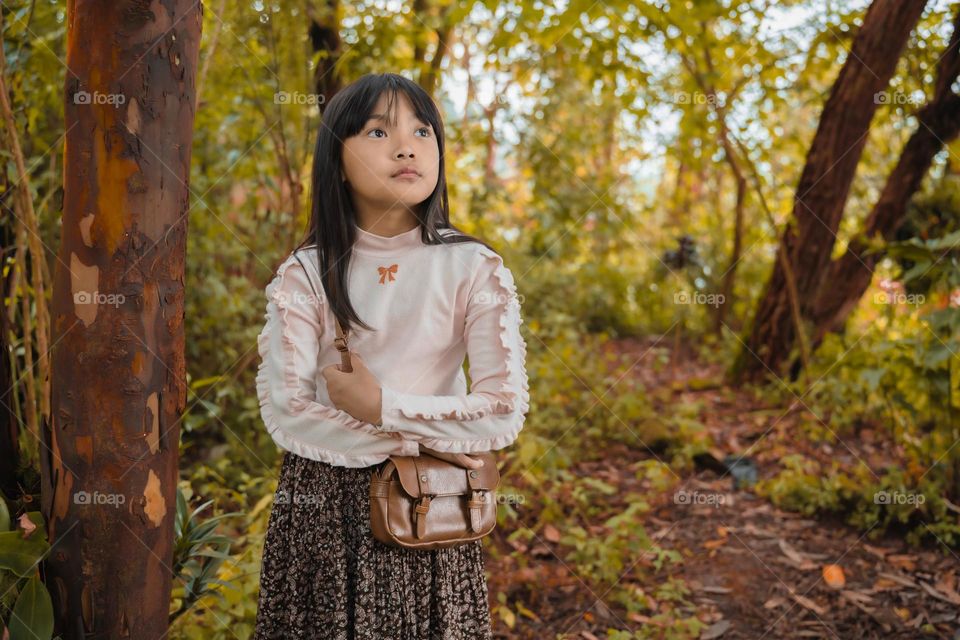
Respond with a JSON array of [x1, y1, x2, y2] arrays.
[[44, 1, 202, 637]]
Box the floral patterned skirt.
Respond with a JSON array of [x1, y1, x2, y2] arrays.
[[252, 451, 494, 640]]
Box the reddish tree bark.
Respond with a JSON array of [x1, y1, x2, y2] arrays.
[[732, 0, 928, 383], [43, 1, 201, 637], [808, 6, 960, 345]]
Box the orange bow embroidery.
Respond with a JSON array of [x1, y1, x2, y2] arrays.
[[378, 264, 398, 284]]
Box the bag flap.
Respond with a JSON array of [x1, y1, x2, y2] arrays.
[[391, 452, 500, 498]]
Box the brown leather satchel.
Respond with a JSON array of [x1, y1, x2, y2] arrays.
[[332, 311, 500, 550], [369, 451, 500, 549]]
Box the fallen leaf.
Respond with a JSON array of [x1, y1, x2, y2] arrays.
[[822, 564, 846, 588], [779, 539, 816, 570], [934, 572, 959, 600], [840, 590, 874, 605], [878, 571, 918, 589], [701, 620, 731, 639], [886, 554, 916, 571], [788, 589, 827, 615], [497, 606, 516, 629], [919, 580, 960, 606], [701, 585, 732, 594], [870, 577, 901, 592], [862, 543, 888, 559], [542, 524, 561, 543]]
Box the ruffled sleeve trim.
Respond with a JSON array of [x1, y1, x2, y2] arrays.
[[413, 416, 526, 453], [377, 245, 530, 452], [256, 253, 419, 466], [390, 245, 529, 424]]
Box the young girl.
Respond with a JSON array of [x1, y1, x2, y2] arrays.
[[252, 73, 529, 639]]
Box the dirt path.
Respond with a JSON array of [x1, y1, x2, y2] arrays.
[[488, 337, 960, 639]]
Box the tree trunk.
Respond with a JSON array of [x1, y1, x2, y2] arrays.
[[43, 2, 201, 637], [715, 150, 745, 335], [309, 0, 343, 111], [731, 0, 928, 383], [808, 6, 960, 346], [417, 2, 453, 95]]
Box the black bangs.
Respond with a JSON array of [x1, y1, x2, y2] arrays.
[[332, 74, 444, 142]]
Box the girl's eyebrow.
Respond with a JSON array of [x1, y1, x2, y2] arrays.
[[366, 113, 430, 126]]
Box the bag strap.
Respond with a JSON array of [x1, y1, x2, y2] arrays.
[[292, 252, 353, 373]]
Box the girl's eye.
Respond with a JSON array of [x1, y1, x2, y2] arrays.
[[366, 126, 432, 138]]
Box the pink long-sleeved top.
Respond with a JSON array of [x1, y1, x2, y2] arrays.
[[255, 224, 530, 468]]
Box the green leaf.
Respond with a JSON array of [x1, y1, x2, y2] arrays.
[[0, 499, 10, 532], [0, 530, 51, 576], [8, 575, 54, 640]]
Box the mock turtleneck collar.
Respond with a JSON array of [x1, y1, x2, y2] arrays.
[[353, 223, 424, 256]]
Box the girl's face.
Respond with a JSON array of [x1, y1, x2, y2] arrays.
[[340, 91, 440, 219]]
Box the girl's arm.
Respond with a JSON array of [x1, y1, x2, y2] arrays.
[[374, 249, 530, 453], [256, 254, 418, 465]]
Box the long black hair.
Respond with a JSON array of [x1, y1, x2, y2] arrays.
[[293, 72, 492, 334]]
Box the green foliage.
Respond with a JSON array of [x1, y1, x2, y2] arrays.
[[0, 502, 55, 640], [169, 487, 244, 624], [168, 462, 278, 639], [757, 456, 960, 548], [762, 180, 960, 544]]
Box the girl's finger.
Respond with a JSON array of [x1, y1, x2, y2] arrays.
[[456, 454, 485, 469]]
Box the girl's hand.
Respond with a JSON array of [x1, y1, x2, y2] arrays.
[[321, 352, 384, 426], [419, 444, 485, 469]]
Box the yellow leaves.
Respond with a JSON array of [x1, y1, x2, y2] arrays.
[[515, 601, 541, 622], [493, 595, 553, 629], [496, 604, 515, 629]]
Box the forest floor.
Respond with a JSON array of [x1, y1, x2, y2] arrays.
[[487, 337, 960, 640]]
